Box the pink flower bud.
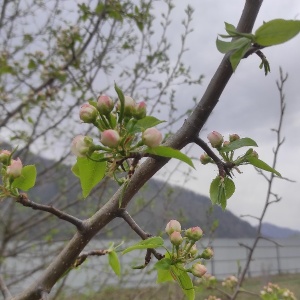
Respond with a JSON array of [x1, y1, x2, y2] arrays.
[[142, 127, 163, 147], [79, 103, 98, 123], [7, 158, 23, 178], [223, 141, 230, 147], [97, 95, 114, 115], [189, 244, 198, 257], [100, 129, 120, 148], [200, 153, 212, 165], [170, 231, 183, 246], [200, 247, 214, 259], [250, 150, 259, 158], [133, 101, 147, 119], [229, 134, 240, 142], [185, 226, 203, 241], [165, 220, 181, 235], [191, 263, 207, 278], [71, 135, 93, 157], [0, 150, 11, 164], [207, 131, 223, 148]]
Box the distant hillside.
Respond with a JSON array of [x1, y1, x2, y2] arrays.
[[1, 142, 258, 239], [261, 223, 300, 239]]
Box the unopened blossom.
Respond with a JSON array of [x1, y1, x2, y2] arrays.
[[200, 247, 214, 259], [71, 135, 93, 157], [185, 226, 203, 241], [207, 131, 223, 148], [133, 101, 147, 119], [191, 263, 207, 278], [7, 158, 23, 178], [0, 150, 11, 164], [200, 153, 212, 165], [117, 96, 136, 116], [165, 220, 181, 235], [142, 127, 163, 148], [97, 95, 114, 115], [79, 103, 98, 123], [229, 133, 240, 142], [170, 231, 183, 246], [100, 130, 120, 148]]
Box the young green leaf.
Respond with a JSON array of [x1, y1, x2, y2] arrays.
[[114, 83, 125, 124], [76, 154, 106, 198], [170, 265, 195, 300], [156, 269, 174, 283], [220, 137, 258, 152], [154, 257, 172, 271], [145, 146, 194, 168], [71, 162, 80, 178], [11, 165, 37, 191], [122, 236, 164, 254], [108, 251, 121, 276], [126, 116, 165, 134], [229, 41, 251, 71], [216, 37, 251, 54], [255, 19, 300, 46], [247, 157, 281, 177]]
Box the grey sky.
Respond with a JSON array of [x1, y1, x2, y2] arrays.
[[155, 0, 300, 231]]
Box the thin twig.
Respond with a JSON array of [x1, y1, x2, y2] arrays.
[[16, 193, 84, 231], [73, 249, 109, 268]]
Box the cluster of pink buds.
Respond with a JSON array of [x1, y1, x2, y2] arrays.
[[0, 150, 23, 179], [72, 89, 163, 165], [165, 220, 214, 278]]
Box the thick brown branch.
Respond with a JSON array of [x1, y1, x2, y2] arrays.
[[16, 194, 84, 231]]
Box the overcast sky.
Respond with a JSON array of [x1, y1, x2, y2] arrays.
[[154, 0, 300, 231]]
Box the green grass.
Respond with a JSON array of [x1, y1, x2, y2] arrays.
[[61, 273, 300, 300]]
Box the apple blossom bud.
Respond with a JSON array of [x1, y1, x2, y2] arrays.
[[165, 220, 181, 235], [117, 96, 136, 116], [170, 231, 183, 246], [250, 150, 259, 158], [200, 247, 214, 259], [100, 129, 120, 148], [71, 135, 93, 157], [191, 263, 207, 277], [97, 95, 114, 115], [223, 141, 230, 147], [0, 150, 11, 164], [207, 131, 223, 148], [229, 134, 240, 142], [142, 127, 163, 147], [7, 158, 23, 178], [79, 103, 98, 123], [185, 226, 203, 241], [200, 153, 212, 165], [133, 101, 147, 119], [189, 244, 198, 257]]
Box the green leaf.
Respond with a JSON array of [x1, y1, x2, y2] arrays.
[[216, 37, 250, 54], [122, 236, 164, 254], [247, 157, 281, 177], [170, 265, 195, 300], [76, 153, 106, 198], [224, 22, 237, 35], [12, 165, 36, 191], [220, 138, 258, 152], [108, 251, 121, 276], [114, 83, 125, 124], [156, 269, 174, 283], [209, 176, 235, 210], [255, 19, 300, 46], [154, 258, 172, 271], [145, 146, 194, 168], [229, 41, 251, 71], [71, 162, 80, 178], [127, 116, 165, 134]]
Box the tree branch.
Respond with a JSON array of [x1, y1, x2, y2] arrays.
[[16, 194, 84, 231], [0, 274, 12, 300]]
